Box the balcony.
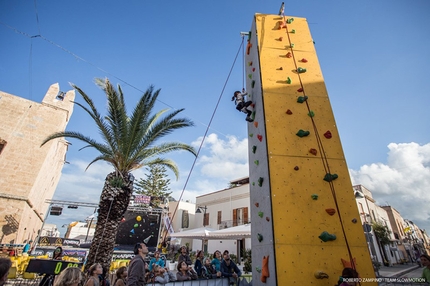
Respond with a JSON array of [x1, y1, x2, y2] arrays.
[[218, 219, 249, 230]]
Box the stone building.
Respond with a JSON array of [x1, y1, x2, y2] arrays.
[[0, 83, 74, 244]]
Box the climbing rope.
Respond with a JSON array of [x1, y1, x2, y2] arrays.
[[162, 37, 245, 245]]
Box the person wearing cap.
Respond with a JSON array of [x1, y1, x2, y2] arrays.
[[148, 250, 164, 271], [127, 243, 148, 286], [220, 250, 241, 284]]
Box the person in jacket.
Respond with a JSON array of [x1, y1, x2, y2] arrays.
[[220, 251, 241, 283], [127, 243, 148, 286]]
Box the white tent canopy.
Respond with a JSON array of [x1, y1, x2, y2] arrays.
[[168, 227, 216, 239], [207, 224, 251, 240]]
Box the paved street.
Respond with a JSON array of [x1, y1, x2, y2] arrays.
[[377, 263, 428, 285]]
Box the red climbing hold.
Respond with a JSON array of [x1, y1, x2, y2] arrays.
[[255, 202, 259, 207], [252, 67, 255, 72], [278, 37, 283, 41], [309, 148, 317, 156], [301, 58, 308, 63], [257, 134, 263, 142], [297, 87, 303, 92], [294, 166, 299, 171], [286, 52, 292, 58], [324, 131, 332, 139], [286, 109, 293, 115]]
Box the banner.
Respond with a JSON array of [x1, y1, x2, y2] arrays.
[[37, 237, 80, 247]]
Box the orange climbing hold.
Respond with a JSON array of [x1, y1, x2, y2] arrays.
[[247, 42, 252, 55], [261, 255, 270, 283], [286, 52, 292, 58], [254, 121, 258, 128]]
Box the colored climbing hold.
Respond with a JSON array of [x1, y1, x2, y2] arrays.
[[252, 146, 257, 153], [301, 58, 308, 63], [318, 231, 336, 242], [130, 229, 135, 234], [252, 67, 255, 72], [324, 131, 332, 139], [258, 177, 264, 187], [297, 87, 303, 92], [251, 103, 255, 108], [297, 96, 308, 103], [286, 109, 293, 115], [251, 80, 256, 88], [278, 37, 283, 41], [286, 52, 292, 58], [291, 29, 296, 34], [311, 194, 318, 200], [254, 202, 259, 207], [294, 166, 299, 171], [296, 129, 310, 137], [247, 31, 252, 41], [252, 182, 255, 186], [278, 21, 286, 29], [253, 121, 258, 128], [325, 208, 336, 216], [134, 223, 139, 228], [257, 134, 263, 142], [308, 111, 315, 117], [309, 148, 317, 156], [246, 42, 252, 55], [257, 233, 263, 242], [290, 43, 295, 48], [254, 160, 259, 166], [286, 18, 294, 24], [286, 77, 292, 84], [255, 267, 262, 273], [314, 271, 329, 279], [277, 67, 283, 70], [248, 61, 253, 66], [266, 217, 270, 222], [352, 218, 358, 223], [258, 211, 264, 218], [297, 67, 307, 73], [248, 74, 252, 79], [323, 173, 338, 182], [249, 133, 254, 137]]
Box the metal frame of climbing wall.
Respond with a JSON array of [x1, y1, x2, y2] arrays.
[[246, 14, 377, 285]]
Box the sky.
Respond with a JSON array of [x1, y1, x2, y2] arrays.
[[1, 0, 429, 236]]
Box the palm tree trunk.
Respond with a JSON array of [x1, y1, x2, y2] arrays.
[[84, 171, 134, 273]]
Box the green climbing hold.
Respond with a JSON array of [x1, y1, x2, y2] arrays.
[[286, 77, 292, 84], [297, 67, 307, 73], [255, 267, 262, 273], [252, 80, 256, 88], [319, 231, 336, 242], [257, 233, 263, 242], [323, 173, 339, 182], [252, 146, 257, 153], [134, 223, 138, 228], [258, 211, 264, 218], [254, 160, 259, 166], [248, 74, 252, 79], [297, 96, 308, 103], [311, 194, 318, 200], [296, 129, 310, 137], [308, 111, 315, 117], [252, 182, 255, 186], [286, 18, 294, 24], [248, 31, 252, 41], [290, 43, 295, 48], [258, 177, 264, 187], [249, 133, 254, 137], [291, 29, 296, 34], [252, 111, 256, 120]]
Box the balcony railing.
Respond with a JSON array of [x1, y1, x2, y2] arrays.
[[218, 219, 249, 229]]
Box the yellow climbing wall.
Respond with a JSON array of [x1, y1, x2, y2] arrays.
[[246, 14, 377, 285]]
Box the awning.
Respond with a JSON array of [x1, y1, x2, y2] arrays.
[[207, 224, 251, 240], [167, 227, 216, 239]]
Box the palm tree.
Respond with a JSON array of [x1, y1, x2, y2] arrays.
[[41, 78, 196, 271]]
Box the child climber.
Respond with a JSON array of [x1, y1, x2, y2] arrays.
[[232, 89, 253, 122]]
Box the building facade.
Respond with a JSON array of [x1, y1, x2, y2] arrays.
[[0, 83, 74, 244]]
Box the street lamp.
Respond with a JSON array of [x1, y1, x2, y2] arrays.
[[196, 206, 207, 226]]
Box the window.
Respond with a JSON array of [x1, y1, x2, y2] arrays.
[[217, 211, 222, 224], [204, 213, 209, 226], [181, 210, 189, 228]]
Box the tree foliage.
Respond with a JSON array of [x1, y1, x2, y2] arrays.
[[372, 221, 392, 245]]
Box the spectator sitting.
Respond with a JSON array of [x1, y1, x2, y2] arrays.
[[202, 258, 221, 279], [194, 250, 204, 278], [211, 250, 222, 272], [177, 246, 192, 266], [220, 250, 241, 284], [176, 261, 197, 281], [149, 251, 165, 271]]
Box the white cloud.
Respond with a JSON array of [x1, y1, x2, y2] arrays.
[[350, 142, 430, 232]]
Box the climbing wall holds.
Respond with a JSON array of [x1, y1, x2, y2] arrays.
[[309, 148, 317, 156], [255, 202, 259, 207], [277, 67, 283, 70], [252, 67, 256, 72], [290, 43, 295, 48], [297, 96, 308, 103], [257, 134, 263, 142], [252, 111, 256, 120], [291, 29, 296, 34], [352, 218, 358, 223], [314, 271, 329, 279], [248, 74, 252, 79], [278, 21, 286, 29], [257, 233, 263, 242], [278, 37, 283, 41], [258, 177, 264, 187], [308, 111, 315, 117], [286, 52, 292, 58], [323, 173, 338, 182], [286, 109, 293, 115], [246, 42, 252, 55], [296, 129, 310, 137], [300, 58, 308, 63], [249, 133, 254, 137], [266, 217, 270, 222], [297, 67, 307, 73], [258, 211, 264, 218], [318, 231, 336, 242], [297, 87, 303, 92], [248, 31, 252, 41], [286, 18, 294, 24], [254, 160, 259, 166], [254, 121, 258, 128], [325, 208, 336, 216], [261, 256, 270, 283], [252, 182, 255, 186], [255, 267, 262, 273], [252, 80, 256, 88], [324, 131, 332, 139], [286, 77, 292, 84], [248, 61, 253, 66], [311, 194, 318, 200], [252, 146, 257, 153], [294, 166, 299, 171]]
